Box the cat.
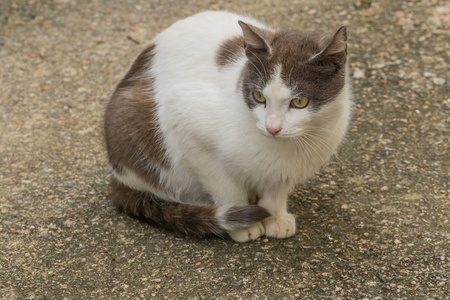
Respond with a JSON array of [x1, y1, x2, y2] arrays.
[[104, 11, 351, 242]]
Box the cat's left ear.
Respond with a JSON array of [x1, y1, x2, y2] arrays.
[[238, 21, 272, 60], [310, 26, 347, 67]]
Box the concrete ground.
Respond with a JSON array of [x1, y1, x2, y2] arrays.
[[0, 0, 448, 298]]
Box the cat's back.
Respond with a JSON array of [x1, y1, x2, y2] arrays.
[[152, 11, 266, 83]]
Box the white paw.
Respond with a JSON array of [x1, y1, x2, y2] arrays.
[[228, 222, 265, 243], [263, 214, 296, 239]]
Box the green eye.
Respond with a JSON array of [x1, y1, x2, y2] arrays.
[[252, 91, 266, 104], [290, 96, 309, 109]]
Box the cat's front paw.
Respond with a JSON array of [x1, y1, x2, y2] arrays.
[[228, 222, 265, 243], [263, 214, 296, 239]]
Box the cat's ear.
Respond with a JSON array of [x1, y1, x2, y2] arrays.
[[310, 26, 347, 67], [238, 21, 272, 59]]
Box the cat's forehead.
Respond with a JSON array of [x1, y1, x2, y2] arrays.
[[259, 30, 331, 83], [270, 30, 324, 62], [270, 31, 345, 103], [262, 65, 292, 103]]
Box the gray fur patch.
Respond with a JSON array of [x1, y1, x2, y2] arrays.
[[239, 25, 347, 111], [216, 35, 245, 68], [105, 43, 169, 190]]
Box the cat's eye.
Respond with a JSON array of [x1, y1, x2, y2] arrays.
[[252, 91, 266, 104], [290, 96, 309, 109]]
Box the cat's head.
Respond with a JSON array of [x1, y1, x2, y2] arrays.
[[238, 21, 349, 138]]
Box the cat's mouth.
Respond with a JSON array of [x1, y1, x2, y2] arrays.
[[261, 131, 295, 140], [257, 123, 302, 139]]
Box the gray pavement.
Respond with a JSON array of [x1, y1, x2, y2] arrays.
[[0, 0, 448, 298]]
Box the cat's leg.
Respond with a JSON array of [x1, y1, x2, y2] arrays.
[[258, 184, 296, 239], [223, 185, 267, 242], [194, 162, 269, 242], [211, 176, 266, 242], [195, 164, 248, 207], [197, 169, 267, 242]]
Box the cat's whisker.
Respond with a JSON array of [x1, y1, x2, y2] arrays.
[[288, 66, 294, 88], [301, 131, 346, 167], [248, 70, 265, 80], [292, 136, 313, 162], [252, 54, 268, 80], [302, 131, 335, 152], [298, 135, 329, 165], [293, 139, 307, 163], [247, 60, 264, 79]]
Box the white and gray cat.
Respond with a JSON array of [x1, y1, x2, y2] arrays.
[[104, 11, 351, 242]]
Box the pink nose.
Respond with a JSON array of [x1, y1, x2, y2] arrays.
[[266, 126, 282, 136]]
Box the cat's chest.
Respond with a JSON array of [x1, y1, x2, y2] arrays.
[[221, 135, 313, 186]]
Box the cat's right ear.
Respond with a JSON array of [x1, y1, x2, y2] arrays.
[[238, 21, 272, 59]]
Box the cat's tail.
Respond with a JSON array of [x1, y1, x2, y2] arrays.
[[110, 178, 271, 237]]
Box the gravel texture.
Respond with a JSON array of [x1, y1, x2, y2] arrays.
[[0, 0, 448, 299]]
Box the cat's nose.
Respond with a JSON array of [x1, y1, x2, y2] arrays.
[[266, 112, 283, 136], [266, 125, 282, 136]]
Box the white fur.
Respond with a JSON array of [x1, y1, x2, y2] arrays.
[[112, 167, 150, 193], [112, 165, 177, 202], [228, 221, 265, 242], [117, 11, 351, 242]]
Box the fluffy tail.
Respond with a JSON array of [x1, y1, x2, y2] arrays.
[[110, 178, 271, 237]]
